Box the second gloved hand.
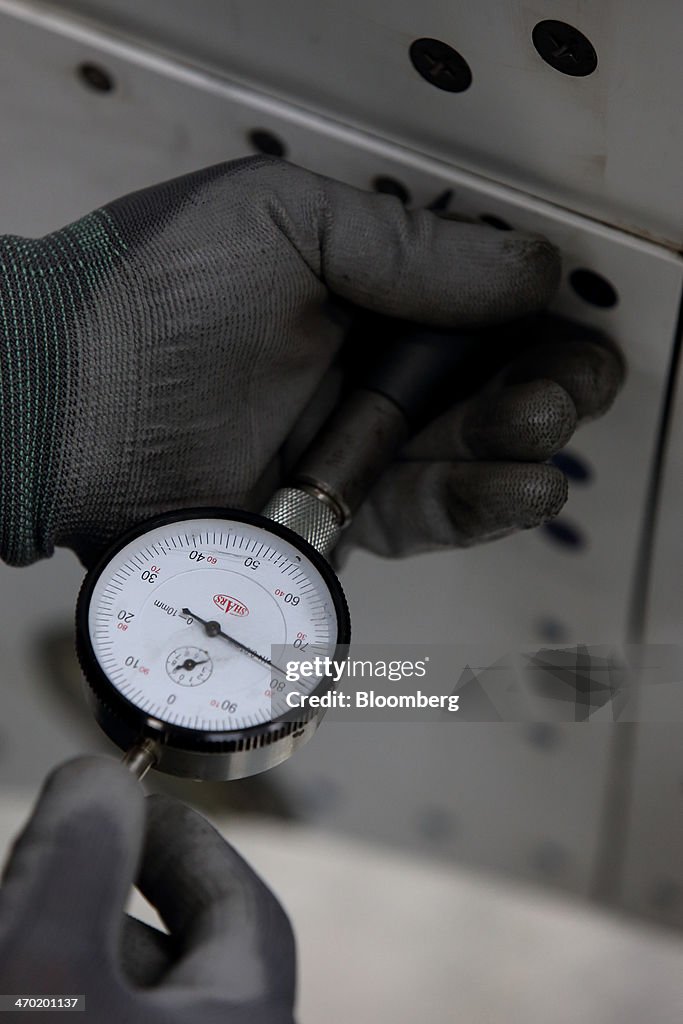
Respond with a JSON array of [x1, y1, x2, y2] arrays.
[[0, 757, 295, 1023]]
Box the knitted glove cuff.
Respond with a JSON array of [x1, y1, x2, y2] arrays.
[[0, 211, 126, 565]]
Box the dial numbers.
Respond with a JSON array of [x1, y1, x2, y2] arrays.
[[88, 518, 339, 731]]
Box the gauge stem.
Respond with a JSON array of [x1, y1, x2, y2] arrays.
[[122, 738, 159, 780]]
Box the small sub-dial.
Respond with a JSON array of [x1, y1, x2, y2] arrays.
[[166, 646, 213, 687]]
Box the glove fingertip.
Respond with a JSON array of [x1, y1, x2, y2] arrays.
[[500, 233, 562, 305], [24, 756, 145, 834]]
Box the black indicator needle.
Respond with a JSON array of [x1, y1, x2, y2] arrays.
[[182, 608, 286, 675], [174, 659, 209, 672]]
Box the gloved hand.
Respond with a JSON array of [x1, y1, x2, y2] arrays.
[[339, 313, 624, 556], [0, 757, 295, 1023], [0, 154, 623, 568]]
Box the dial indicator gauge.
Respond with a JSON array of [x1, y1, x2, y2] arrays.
[[76, 509, 350, 780]]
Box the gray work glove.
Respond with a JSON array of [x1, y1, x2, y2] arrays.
[[0, 757, 295, 1023], [0, 155, 623, 568]]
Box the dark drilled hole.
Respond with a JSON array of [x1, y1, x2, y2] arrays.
[[409, 38, 472, 93], [569, 268, 618, 308], [479, 213, 512, 231], [77, 63, 115, 93], [551, 450, 593, 483], [248, 129, 287, 158], [532, 20, 598, 77], [372, 176, 412, 204], [542, 518, 587, 550]]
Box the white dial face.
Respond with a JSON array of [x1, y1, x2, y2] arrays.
[[87, 516, 341, 732]]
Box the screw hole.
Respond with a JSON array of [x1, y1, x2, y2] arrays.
[[542, 518, 587, 550], [551, 450, 593, 483], [409, 38, 472, 93], [248, 129, 287, 158], [77, 62, 115, 93], [526, 722, 561, 750], [532, 20, 598, 77], [535, 616, 570, 643], [479, 213, 512, 231], [372, 176, 412, 205], [427, 188, 455, 213], [569, 268, 618, 308]]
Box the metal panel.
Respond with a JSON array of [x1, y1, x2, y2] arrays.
[[621, 293, 683, 928], [615, 725, 683, 929], [41, 0, 683, 247]]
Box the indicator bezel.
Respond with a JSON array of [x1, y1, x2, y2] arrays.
[[76, 507, 351, 755]]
